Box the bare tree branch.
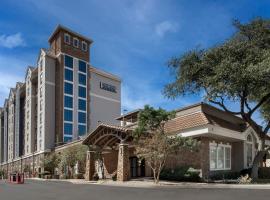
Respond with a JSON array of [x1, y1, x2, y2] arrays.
[[263, 120, 270, 135], [249, 93, 270, 116], [209, 99, 241, 115], [244, 100, 252, 112]]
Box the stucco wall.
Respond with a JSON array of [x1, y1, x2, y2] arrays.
[[89, 70, 121, 132]]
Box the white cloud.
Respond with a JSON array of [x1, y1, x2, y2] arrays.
[[0, 33, 25, 48], [155, 20, 179, 38]]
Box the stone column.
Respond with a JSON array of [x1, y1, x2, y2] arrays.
[[117, 143, 129, 181], [85, 151, 95, 181]]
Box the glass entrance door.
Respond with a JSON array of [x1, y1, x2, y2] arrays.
[[130, 157, 138, 178]]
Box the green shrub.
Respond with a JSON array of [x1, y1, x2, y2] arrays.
[[74, 173, 84, 179], [0, 170, 4, 177], [112, 174, 117, 181], [210, 171, 240, 180], [60, 174, 69, 179], [258, 168, 270, 179], [160, 166, 201, 182], [240, 168, 252, 176], [93, 173, 99, 181]]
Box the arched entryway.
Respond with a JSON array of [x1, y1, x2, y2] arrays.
[[82, 123, 133, 181]]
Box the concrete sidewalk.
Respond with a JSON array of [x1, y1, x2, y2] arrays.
[[26, 178, 270, 190]]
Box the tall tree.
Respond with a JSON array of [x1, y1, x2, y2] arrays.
[[164, 18, 270, 178], [134, 105, 199, 184]]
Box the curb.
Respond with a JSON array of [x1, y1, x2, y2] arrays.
[[25, 178, 270, 190]]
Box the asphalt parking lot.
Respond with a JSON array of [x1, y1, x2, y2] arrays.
[[1, 179, 270, 200]]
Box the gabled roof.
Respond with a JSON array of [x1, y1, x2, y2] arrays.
[[82, 123, 132, 146], [25, 66, 36, 80], [8, 88, 16, 99]]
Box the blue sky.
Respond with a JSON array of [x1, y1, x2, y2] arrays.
[[0, 0, 270, 115]]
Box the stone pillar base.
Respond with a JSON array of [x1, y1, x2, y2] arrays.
[[117, 143, 129, 181], [85, 151, 95, 181]]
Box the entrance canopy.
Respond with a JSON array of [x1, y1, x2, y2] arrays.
[[82, 123, 133, 149]]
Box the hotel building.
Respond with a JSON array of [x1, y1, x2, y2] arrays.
[[0, 25, 121, 174]]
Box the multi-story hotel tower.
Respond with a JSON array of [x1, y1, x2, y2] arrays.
[[0, 25, 121, 174]]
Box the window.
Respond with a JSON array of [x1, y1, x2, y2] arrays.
[[39, 139, 42, 150], [82, 41, 87, 51], [40, 73, 43, 84], [65, 55, 73, 69], [78, 112, 86, 124], [39, 59, 43, 71], [64, 33, 70, 44], [217, 146, 224, 169], [73, 38, 79, 48], [40, 99, 43, 111], [209, 143, 231, 171], [225, 147, 231, 169], [79, 60, 87, 73], [65, 69, 73, 82], [64, 109, 73, 122], [64, 136, 72, 143], [78, 86, 86, 98], [210, 145, 217, 169], [64, 82, 73, 95], [78, 99, 86, 111], [64, 123, 73, 135], [64, 96, 73, 108], [79, 73, 86, 85], [78, 125, 86, 136], [40, 113, 43, 124]]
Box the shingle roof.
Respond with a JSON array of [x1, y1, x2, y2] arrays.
[[165, 103, 247, 134], [165, 112, 209, 134]]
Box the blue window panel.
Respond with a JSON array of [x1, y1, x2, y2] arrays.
[[64, 109, 73, 122], [78, 125, 86, 136], [65, 69, 73, 82], [65, 55, 73, 68], [64, 123, 73, 136], [64, 96, 73, 108], [78, 112, 86, 124], [64, 136, 72, 143], [78, 99, 86, 111], [79, 60, 86, 73], [78, 86, 86, 98], [79, 73, 86, 85], [64, 82, 73, 95]]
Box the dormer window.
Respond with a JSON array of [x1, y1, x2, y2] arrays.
[[73, 38, 79, 48], [82, 41, 87, 51], [64, 33, 70, 44]]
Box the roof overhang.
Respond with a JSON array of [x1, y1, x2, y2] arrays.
[[176, 124, 247, 142], [82, 123, 132, 148]]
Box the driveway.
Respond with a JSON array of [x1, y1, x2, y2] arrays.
[[0, 179, 269, 200]]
